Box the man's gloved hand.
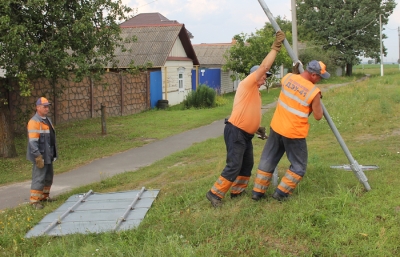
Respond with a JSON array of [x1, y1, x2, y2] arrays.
[[255, 127, 268, 140], [271, 31, 286, 52], [35, 155, 44, 169], [292, 60, 303, 74]]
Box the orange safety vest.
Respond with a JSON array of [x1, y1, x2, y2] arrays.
[[270, 73, 320, 138]]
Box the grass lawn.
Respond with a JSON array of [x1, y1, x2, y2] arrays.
[[1, 66, 400, 256]]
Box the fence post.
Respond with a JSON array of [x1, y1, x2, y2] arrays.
[[101, 103, 106, 135]]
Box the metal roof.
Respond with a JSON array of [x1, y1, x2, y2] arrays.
[[192, 44, 232, 66], [25, 188, 160, 238]]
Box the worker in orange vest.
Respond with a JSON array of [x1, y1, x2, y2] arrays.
[[252, 60, 330, 201]]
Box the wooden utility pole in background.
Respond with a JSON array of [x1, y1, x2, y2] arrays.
[[101, 103, 107, 135]]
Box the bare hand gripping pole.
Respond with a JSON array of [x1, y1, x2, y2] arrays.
[[257, 0, 371, 191]]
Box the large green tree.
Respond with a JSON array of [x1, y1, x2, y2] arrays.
[[297, 0, 397, 76], [223, 17, 293, 80], [0, 0, 132, 157]]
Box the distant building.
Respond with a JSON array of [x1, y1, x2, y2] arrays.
[[192, 42, 239, 94], [109, 13, 199, 107]]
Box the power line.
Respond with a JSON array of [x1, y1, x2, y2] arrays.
[[131, 0, 159, 16]]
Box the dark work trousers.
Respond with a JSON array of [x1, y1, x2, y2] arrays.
[[31, 163, 54, 191], [221, 122, 254, 182], [258, 128, 307, 176]]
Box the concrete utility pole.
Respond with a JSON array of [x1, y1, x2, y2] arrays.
[[398, 26, 400, 68], [291, 0, 298, 58]]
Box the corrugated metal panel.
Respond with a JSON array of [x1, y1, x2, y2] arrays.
[[25, 188, 160, 238]]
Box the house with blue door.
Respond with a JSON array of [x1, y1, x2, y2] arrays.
[[192, 42, 240, 94], [108, 13, 199, 108]]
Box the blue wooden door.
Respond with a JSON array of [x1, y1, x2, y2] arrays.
[[150, 71, 162, 108], [191, 70, 196, 91], [191, 68, 221, 93]]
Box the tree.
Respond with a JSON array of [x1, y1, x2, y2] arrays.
[[0, 0, 132, 157], [296, 0, 397, 76], [223, 17, 293, 80]]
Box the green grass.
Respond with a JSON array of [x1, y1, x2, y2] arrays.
[[353, 64, 400, 76], [1, 69, 400, 256]]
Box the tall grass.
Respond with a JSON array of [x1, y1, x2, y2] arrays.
[[1, 69, 400, 256]]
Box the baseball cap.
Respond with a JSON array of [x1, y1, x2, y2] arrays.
[[36, 97, 51, 106], [306, 60, 330, 79], [250, 65, 273, 76]]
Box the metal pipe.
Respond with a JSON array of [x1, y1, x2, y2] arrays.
[[41, 190, 94, 235], [113, 187, 146, 231], [256, 0, 371, 191]]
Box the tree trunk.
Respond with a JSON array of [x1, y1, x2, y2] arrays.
[[0, 103, 17, 158], [346, 63, 353, 76]]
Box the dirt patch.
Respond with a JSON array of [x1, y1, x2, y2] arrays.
[[320, 75, 370, 92], [355, 128, 400, 142]]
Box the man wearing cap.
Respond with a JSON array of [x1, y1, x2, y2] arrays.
[[27, 97, 58, 209], [252, 60, 330, 202], [206, 31, 286, 207]]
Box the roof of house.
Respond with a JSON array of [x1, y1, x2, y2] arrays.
[[192, 43, 233, 66], [120, 13, 193, 38], [110, 24, 199, 68]]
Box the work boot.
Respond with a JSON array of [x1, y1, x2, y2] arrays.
[[31, 202, 44, 210], [251, 194, 265, 201], [206, 191, 222, 208], [41, 197, 57, 202], [271, 191, 288, 202], [230, 190, 246, 199]]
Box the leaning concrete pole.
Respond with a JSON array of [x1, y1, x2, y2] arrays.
[[257, 0, 371, 191]]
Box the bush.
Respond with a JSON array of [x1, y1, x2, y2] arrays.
[[215, 95, 229, 107], [183, 84, 216, 109]]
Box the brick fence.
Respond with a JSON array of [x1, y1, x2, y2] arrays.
[[1, 71, 150, 133]]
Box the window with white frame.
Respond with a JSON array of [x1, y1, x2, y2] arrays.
[[178, 67, 185, 92]]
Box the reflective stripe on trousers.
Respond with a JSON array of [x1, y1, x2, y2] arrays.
[[30, 190, 43, 203], [277, 169, 303, 196], [231, 176, 250, 194], [211, 176, 233, 199], [252, 169, 273, 194]]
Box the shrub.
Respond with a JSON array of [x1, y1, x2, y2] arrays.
[[183, 84, 216, 109], [215, 95, 229, 107]]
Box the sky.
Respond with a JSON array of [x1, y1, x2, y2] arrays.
[[122, 0, 400, 63]]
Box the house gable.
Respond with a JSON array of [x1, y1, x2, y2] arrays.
[[169, 38, 187, 57]]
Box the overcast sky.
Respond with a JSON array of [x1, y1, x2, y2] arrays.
[[122, 0, 400, 63]]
